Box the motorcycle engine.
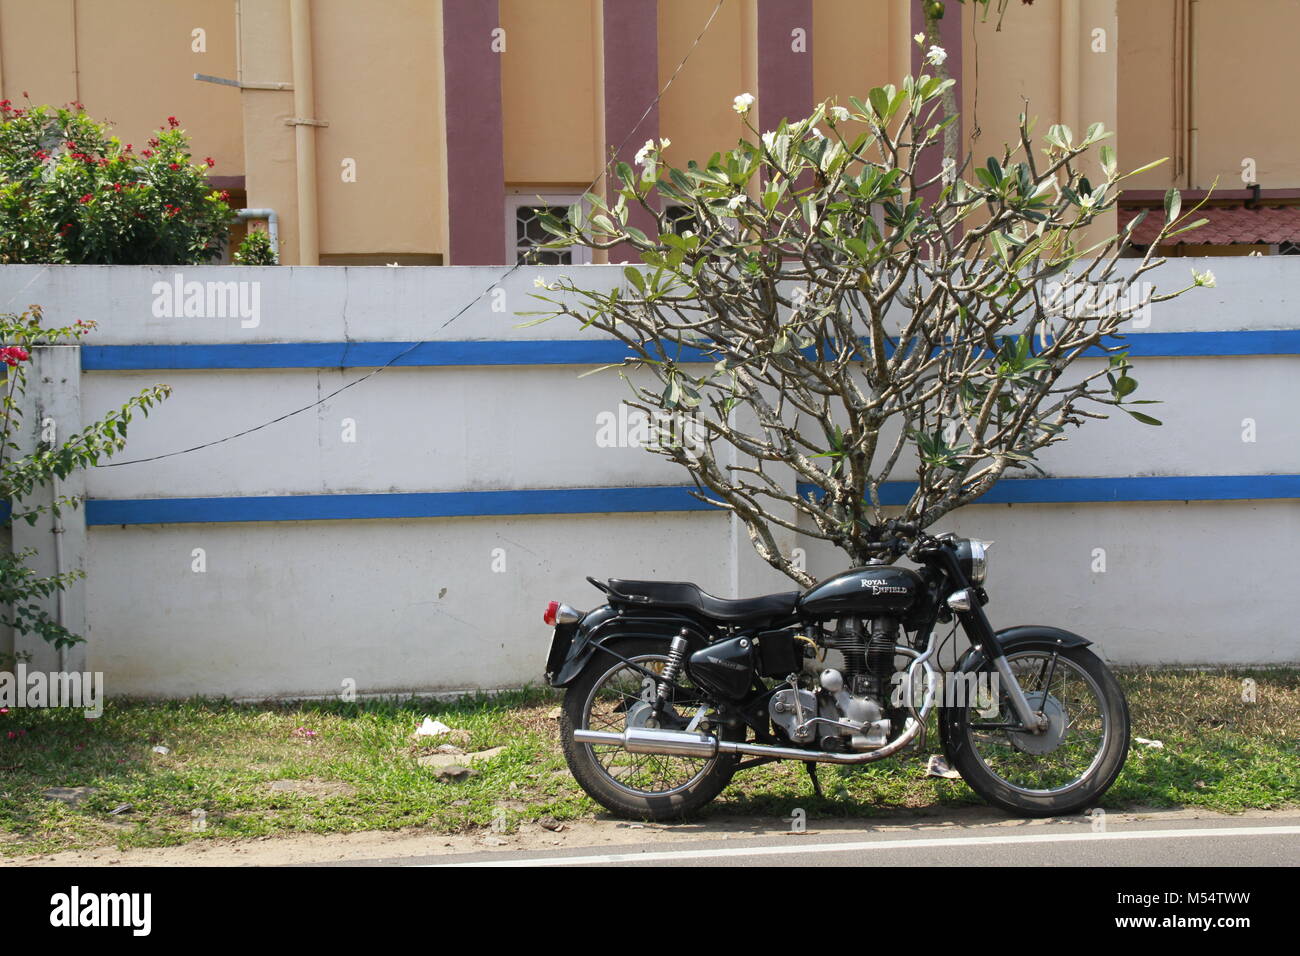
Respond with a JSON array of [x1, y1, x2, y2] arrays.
[[768, 616, 898, 751], [769, 668, 892, 750]]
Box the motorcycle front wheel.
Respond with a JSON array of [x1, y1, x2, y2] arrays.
[[939, 645, 1130, 817], [559, 637, 738, 821]]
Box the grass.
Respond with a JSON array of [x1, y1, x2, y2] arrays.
[[1, 668, 1297, 857]]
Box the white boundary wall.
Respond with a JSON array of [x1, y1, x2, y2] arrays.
[[0, 258, 1296, 698]]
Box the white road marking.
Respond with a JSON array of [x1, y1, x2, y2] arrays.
[[428, 825, 1300, 867]]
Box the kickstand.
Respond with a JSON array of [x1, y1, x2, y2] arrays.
[[804, 762, 825, 799]]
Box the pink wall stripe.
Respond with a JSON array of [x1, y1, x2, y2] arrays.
[[443, 0, 506, 265], [602, 0, 660, 262], [757, 0, 814, 133]]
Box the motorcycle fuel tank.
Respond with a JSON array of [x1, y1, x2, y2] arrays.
[[797, 565, 924, 618]]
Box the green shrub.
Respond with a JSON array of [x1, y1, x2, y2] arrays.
[[0, 100, 235, 264], [233, 228, 277, 265]]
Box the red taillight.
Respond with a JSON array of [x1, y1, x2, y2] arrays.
[[543, 601, 560, 626]]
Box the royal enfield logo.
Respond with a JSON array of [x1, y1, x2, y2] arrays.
[[704, 654, 747, 671], [151, 272, 261, 328], [859, 579, 907, 595]]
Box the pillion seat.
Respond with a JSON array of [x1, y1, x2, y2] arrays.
[[606, 579, 800, 623]]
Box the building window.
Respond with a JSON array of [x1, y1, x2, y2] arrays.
[[506, 193, 591, 265], [664, 204, 697, 237]]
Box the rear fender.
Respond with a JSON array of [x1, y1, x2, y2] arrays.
[[548, 605, 715, 688]]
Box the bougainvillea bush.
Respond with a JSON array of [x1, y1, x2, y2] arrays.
[[0, 100, 234, 264], [1, 306, 170, 649]]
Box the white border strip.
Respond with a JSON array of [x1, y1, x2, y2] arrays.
[[429, 825, 1300, 867]]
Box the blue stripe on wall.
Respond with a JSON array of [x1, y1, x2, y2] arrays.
[[797, 474, 1300, 507], [79, 474, 1300, 526], [80, 329, 1300, 371], [84, 486, 720, 526]]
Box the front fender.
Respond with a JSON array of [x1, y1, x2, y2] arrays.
[[953, 624, 1092, 674], [547, 605, 715, 688]]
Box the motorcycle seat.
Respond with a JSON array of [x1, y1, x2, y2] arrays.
[[606, 579, 800, 623]]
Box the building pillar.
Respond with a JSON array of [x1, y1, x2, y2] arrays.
[[756, 0, 814, 133], [911, 0, 963, 204], [442, 0, 507, 264], [600, 0, 660, 263]]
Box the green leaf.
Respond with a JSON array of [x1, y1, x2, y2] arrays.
[[1163, 187, 1181, 223], [1125, 409, 1163, 426]]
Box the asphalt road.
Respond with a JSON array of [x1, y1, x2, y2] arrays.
[[336, 814, 1300, 867]]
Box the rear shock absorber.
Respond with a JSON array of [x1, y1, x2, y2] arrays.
[[651, 633, 690, 725]]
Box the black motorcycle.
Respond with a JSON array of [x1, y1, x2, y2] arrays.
[[543, 526, 1130, 820]]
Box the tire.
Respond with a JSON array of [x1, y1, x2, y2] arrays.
[[559, 637, 739, 821], [940, 644, 1130, 817]]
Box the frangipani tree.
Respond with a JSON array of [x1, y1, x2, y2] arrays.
[[528, 70, 1209, 588]]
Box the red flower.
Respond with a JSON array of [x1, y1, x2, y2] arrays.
[[60, 223, 74, 237], [148, 137, 160, 148], [141, 149, 153, 158], [124, 143, 133, 152], [168, 162, 180, 171], [220, 190, 231, 202], [112, 182, 123, 192], [167, 116, 179, 128], [205, 157, 215, 167], [0, 346, 31, 367], [78, 193, 93, 203]]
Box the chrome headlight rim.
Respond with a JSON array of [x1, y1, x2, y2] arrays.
[[956, 537, 989, 584]]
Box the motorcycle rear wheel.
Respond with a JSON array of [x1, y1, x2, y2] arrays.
[[560, 637, 738, 821]]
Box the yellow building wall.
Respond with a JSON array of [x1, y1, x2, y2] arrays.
[[657, 0, 747, 170], [501, 0, 597, 187], [311, 0, 441, 261], [1191, 0, 1300, 191], [0, 0, 243, 176], [1117, 0, 1179, 188]]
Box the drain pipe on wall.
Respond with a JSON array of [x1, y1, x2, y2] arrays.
[[288, 0, 322, 265], [235, 208, 280, 260]]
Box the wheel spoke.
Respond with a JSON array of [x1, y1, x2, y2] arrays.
[[965, 652, 1111, 795], [580, 653, 716, 797]]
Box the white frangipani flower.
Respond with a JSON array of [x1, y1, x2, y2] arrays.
[[533, 276, 548, 289], [1192, 269, 1216, 288], [732, 92, 755, 115], [634, 138, 656, 166], [727, 194, 745, 210], [925, 45, 947, 66], [914, 32, 925, 45], [809, 127, 825, 140], [828, 106, 851, 124]]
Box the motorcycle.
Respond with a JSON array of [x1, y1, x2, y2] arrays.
[[543, 525, 1130, 820]]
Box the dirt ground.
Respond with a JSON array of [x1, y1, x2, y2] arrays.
[[12, 805, 1299, 867]]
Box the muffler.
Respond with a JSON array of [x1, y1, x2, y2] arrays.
[[573, 637, 940, 766]]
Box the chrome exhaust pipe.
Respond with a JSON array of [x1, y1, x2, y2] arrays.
[[574, 636, 940, 766]]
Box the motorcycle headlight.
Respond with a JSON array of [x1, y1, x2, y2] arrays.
[[956, 538, 990, 584]]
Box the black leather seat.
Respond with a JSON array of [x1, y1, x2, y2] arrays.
[[607, 579, 800, 623]]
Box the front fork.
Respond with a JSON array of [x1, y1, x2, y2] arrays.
[[956, 595, 1050, 733]]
